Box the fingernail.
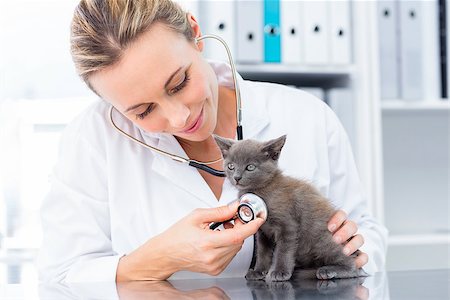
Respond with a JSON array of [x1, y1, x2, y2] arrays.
[[328, 224, 336, 232], [333, 236, 341, 244], [343, 247, 350, 255]]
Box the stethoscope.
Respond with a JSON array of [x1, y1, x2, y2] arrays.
[[109, 34, 269, 225], [209, 193, 268, 230], [109, 34, 243, 178]]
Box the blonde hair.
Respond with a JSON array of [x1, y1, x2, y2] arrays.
[[70, 0, 194, 86]]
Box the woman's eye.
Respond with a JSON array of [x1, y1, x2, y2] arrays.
[[136, 71, 190, 120], [136, 104, 155, 120], [246, 164, 256, 171], [227, 163, 235, 170], [170, 72, 190, 94]]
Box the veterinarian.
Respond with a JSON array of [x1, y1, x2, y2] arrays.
[[38, 0, 388, 284]]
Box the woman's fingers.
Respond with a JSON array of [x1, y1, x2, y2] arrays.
[[328, 210, 347, 233], [231, 217, 245, 228], [194, 201, 240, 225], [210, 217, 264, 247], [354, 251, 369, 269], [342, 234, 365, 256], [332, 220, 358, 245], [203, 244, 243, 275]]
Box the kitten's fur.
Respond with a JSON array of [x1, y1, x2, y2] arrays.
[[214, 134, 368, 282]]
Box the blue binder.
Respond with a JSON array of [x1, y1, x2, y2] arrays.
[[264, 0, 281, 63]]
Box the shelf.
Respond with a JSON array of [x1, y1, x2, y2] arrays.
[[0, 249, 38, 263], [389, 233, 450, 246], [236, 64, 355, 88], [386, 240, 450, 271], [381, 100, 450, 111]]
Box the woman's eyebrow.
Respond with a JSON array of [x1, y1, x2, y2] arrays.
[[124, 66, 183, 113]]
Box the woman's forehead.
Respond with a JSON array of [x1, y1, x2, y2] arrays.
[[90, 25, 192, 107]]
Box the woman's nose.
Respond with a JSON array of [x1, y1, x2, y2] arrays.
[[163, 101, 190, 129]]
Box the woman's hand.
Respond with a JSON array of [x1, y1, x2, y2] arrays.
[[117, 280, 230, 300], [327, 210, 368, 269], [116, 201, 264, 281]]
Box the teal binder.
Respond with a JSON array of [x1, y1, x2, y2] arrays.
[[264, 0, 281, 63]]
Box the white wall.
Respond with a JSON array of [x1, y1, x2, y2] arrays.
[[0, 0, 93, 100]]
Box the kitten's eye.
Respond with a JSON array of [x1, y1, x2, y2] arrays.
[[246, 164, 256, 171], [227, 163, 235, 170]]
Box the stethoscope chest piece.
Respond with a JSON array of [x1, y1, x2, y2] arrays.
[[237, 193, 268, 223], [209, 193, 268, 230]]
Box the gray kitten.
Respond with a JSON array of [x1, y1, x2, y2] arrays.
[[213, 134, 368, 282]]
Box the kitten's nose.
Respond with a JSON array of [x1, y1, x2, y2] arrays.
[[234, 175, 242, 183]]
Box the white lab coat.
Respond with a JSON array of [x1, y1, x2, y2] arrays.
[[38, 60, 388, 286]]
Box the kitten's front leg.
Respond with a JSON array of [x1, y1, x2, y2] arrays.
[[265, 235, 297, 282], [246, 232, 273, 281]]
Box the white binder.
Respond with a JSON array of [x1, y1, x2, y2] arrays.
[[199, 0, 236, 62], [377, 0, 400, 100], [236, 0, 263, 63], [399, 0, 441, 101], [302, 1, 329, 64], [329, 0, 351, 65], [280, 0, 303, 64]]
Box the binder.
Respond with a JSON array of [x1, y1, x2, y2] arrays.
[[445, 0, 450, 99], [329, 0, 351, 65], [439, 0, 447, 98], [377, 0, 400, 100], [236, 0, 263, 63], [302, 1, 329, 64], [264, 0, 281, 63], [198, 0, 236, 62], [328, 88, 356, 150], [399, 0, 441, 100], [280, 0, 303, 64]]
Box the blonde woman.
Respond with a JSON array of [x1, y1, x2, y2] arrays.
[[38, 0, 388, 283]]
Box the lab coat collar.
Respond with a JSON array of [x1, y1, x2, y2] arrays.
[[140, 60, 270, 206]]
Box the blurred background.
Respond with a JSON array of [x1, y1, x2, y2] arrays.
[[0, 0, 449, 285]]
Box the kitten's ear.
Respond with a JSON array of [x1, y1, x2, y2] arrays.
[[262, 135, 287, 161], [213, 134, 235, 158]]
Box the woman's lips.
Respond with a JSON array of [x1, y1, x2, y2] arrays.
[[182, 107, 204, 134]]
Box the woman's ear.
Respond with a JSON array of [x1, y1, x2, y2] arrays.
[[187, 13, 204, 51]]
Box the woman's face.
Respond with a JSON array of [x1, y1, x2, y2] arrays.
[[89, 21, 219, 142]]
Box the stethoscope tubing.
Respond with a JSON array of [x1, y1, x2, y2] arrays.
[[109, 34, 243, 177]]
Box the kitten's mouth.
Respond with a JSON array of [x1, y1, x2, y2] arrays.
[[234, 182, 246, 188]]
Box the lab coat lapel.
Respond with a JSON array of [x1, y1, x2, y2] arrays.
[[147, 133, 219, 208]]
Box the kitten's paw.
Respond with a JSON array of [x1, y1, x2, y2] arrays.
[[316, 279, 337, 290], [266, 280, 294, 291], [265, 270, 293, 282], [316, 267, 337, 280], [245, 269, 267, 281]]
